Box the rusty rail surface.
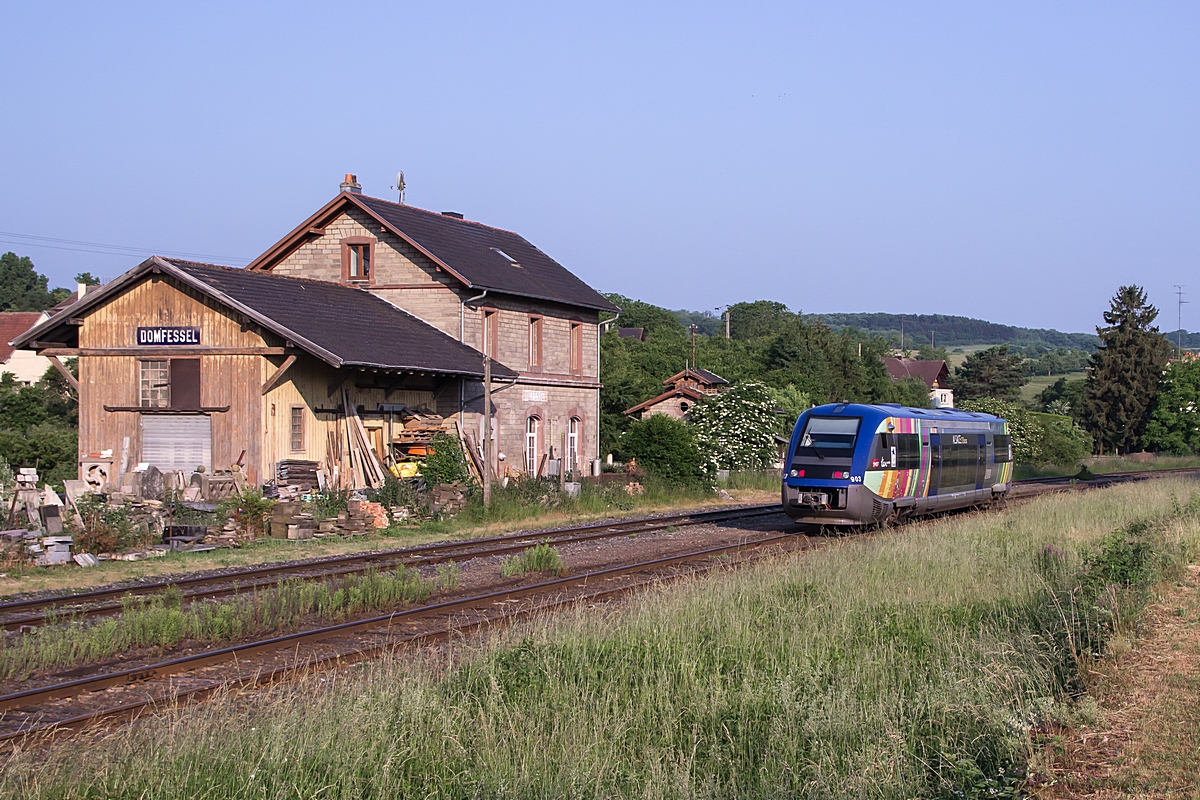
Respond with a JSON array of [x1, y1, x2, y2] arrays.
[[0, 531, 798, 739], [0, 504, 783, 630]]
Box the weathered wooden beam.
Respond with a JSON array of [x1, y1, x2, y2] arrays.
[[102, 406, 231, 413], [42, 347, 290, 357], [47, 355, 80, 394], [261, 354, 298, 395], [327, 371, 351, 398]]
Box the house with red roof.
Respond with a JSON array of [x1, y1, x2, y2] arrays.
[[0, 311, 51, 385], [883, 357, 954, 408]]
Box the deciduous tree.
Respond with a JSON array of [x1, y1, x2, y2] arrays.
[[1144, 358, 1200, 454], [0, 252, 61, 312]]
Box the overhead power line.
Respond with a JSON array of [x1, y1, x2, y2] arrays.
[[0, 231, 250, 265]]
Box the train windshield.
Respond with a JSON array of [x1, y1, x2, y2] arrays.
[[797, 417, 861, 454]]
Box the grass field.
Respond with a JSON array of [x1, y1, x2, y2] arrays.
[[1020, 370, 1087, 403], [6, 479, 1198, 799]]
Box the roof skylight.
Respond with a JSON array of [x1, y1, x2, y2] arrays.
[[490, 247, 520, 266]]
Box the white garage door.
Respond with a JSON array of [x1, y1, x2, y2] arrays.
[[142, 415, 212, 473]]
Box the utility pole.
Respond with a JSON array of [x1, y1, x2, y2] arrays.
[[482, 355, 492, 508], [689, 324, 698, 369], [1176, 285, 1188, 356], [725, 310, 730, 340]]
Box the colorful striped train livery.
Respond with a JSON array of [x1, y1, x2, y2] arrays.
[[781, 403, 1012, 526]]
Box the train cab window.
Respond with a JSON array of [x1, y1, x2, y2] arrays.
[[871, 433, 921, 470], [796, 417, 860, 455], [993, 434, 1012, 463]]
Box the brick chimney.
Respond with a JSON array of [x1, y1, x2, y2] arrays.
[[340, 173, 362, 194]]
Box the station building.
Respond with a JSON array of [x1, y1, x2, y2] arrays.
[[13, 177, 618, 485]]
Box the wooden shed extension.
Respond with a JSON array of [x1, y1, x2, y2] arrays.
[[14, 257, 517, 485]]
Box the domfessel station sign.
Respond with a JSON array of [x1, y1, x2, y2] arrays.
[[136, 326, 201, 345]]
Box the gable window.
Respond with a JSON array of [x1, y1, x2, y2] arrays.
[[170, 358, 201, 409], [140, 360, 170, 408], [290, 406, 306, 451], [482, 308, 498, 358], [528, 315, 542, 371], [569, 321, 583, 375], [139, 358, 201, 409], [340, 237, 374, 284]]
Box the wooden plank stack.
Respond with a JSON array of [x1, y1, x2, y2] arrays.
[[276, 460, 321, 490]]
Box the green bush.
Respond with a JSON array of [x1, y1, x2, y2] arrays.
[[217, 488, 275, 539], [500, 543, 565, 577], [422, 431, 470, 485], [1144, 358, 1200, 454], [959, 398, 1091, 465], [619, 414, 707, 486]]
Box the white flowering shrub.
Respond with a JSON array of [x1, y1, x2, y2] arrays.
[[1145, 359, 1200, 454], [688, 383, 780, 471]]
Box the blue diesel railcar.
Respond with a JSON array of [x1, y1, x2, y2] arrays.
[[781, 403, 1013, 525]]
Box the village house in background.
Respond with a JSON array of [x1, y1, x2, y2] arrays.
[[0, 311, 52, 385], [883, 356, 954, 408], [13, 175, 617, 486], [624, 367, 729, 419]]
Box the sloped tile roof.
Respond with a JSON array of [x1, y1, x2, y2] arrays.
[[13, 258, 516, 380], [883, 357, 950, 389], [0, 312, 47, 363], [164, 260, 516, 378], [353, 195, 619, 312]]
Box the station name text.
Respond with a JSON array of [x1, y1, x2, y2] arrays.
[[136, 326, 201, 345]]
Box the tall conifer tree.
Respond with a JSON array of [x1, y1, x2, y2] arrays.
[[1083, 285, 1171, 454]]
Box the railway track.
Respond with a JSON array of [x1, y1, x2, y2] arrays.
[[0, 503, 781, 631], [0, 530, 801, 741], [1, 466, 1197, 743]]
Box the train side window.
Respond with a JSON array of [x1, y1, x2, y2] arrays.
[[871, 433, 921, 470]]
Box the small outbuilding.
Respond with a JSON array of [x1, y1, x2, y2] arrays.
[[624, 367, 729, 420]]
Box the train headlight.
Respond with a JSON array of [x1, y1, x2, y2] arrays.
[[789, 469, 798, 478]]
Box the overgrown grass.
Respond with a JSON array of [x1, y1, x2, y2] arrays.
[[499, 543, 565, 577], [399, 471, 722, 535], [10, 481, 1197, 798], [0, 567, 432, 681], [1015, 453, 1200, 480], [718, 468, 782, 491]]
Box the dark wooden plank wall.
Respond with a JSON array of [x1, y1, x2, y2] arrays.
[[77, 276, 266, 483]]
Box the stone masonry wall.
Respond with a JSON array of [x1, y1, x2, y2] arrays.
[[461, 381, 599, 476], [264, 204, 605, 468]]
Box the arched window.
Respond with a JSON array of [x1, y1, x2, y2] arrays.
[[526, 416, 540, 475], [567, 417, 580, 476]]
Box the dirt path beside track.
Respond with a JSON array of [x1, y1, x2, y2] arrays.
[[1033, 565, 1200, 799]]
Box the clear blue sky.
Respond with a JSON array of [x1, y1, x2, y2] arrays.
[[2, 2, 1197, 334]]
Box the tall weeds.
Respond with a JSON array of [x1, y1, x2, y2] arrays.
[[6, 480, 1199, 799], [0, 568, 431, 681]]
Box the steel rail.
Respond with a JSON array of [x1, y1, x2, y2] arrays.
[[0, 532, 793, 716], [5, 466, 1198, 629], [0, 533, 807, 743], [0, 504, 782, 629], [6, 468, 1200, 742]]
